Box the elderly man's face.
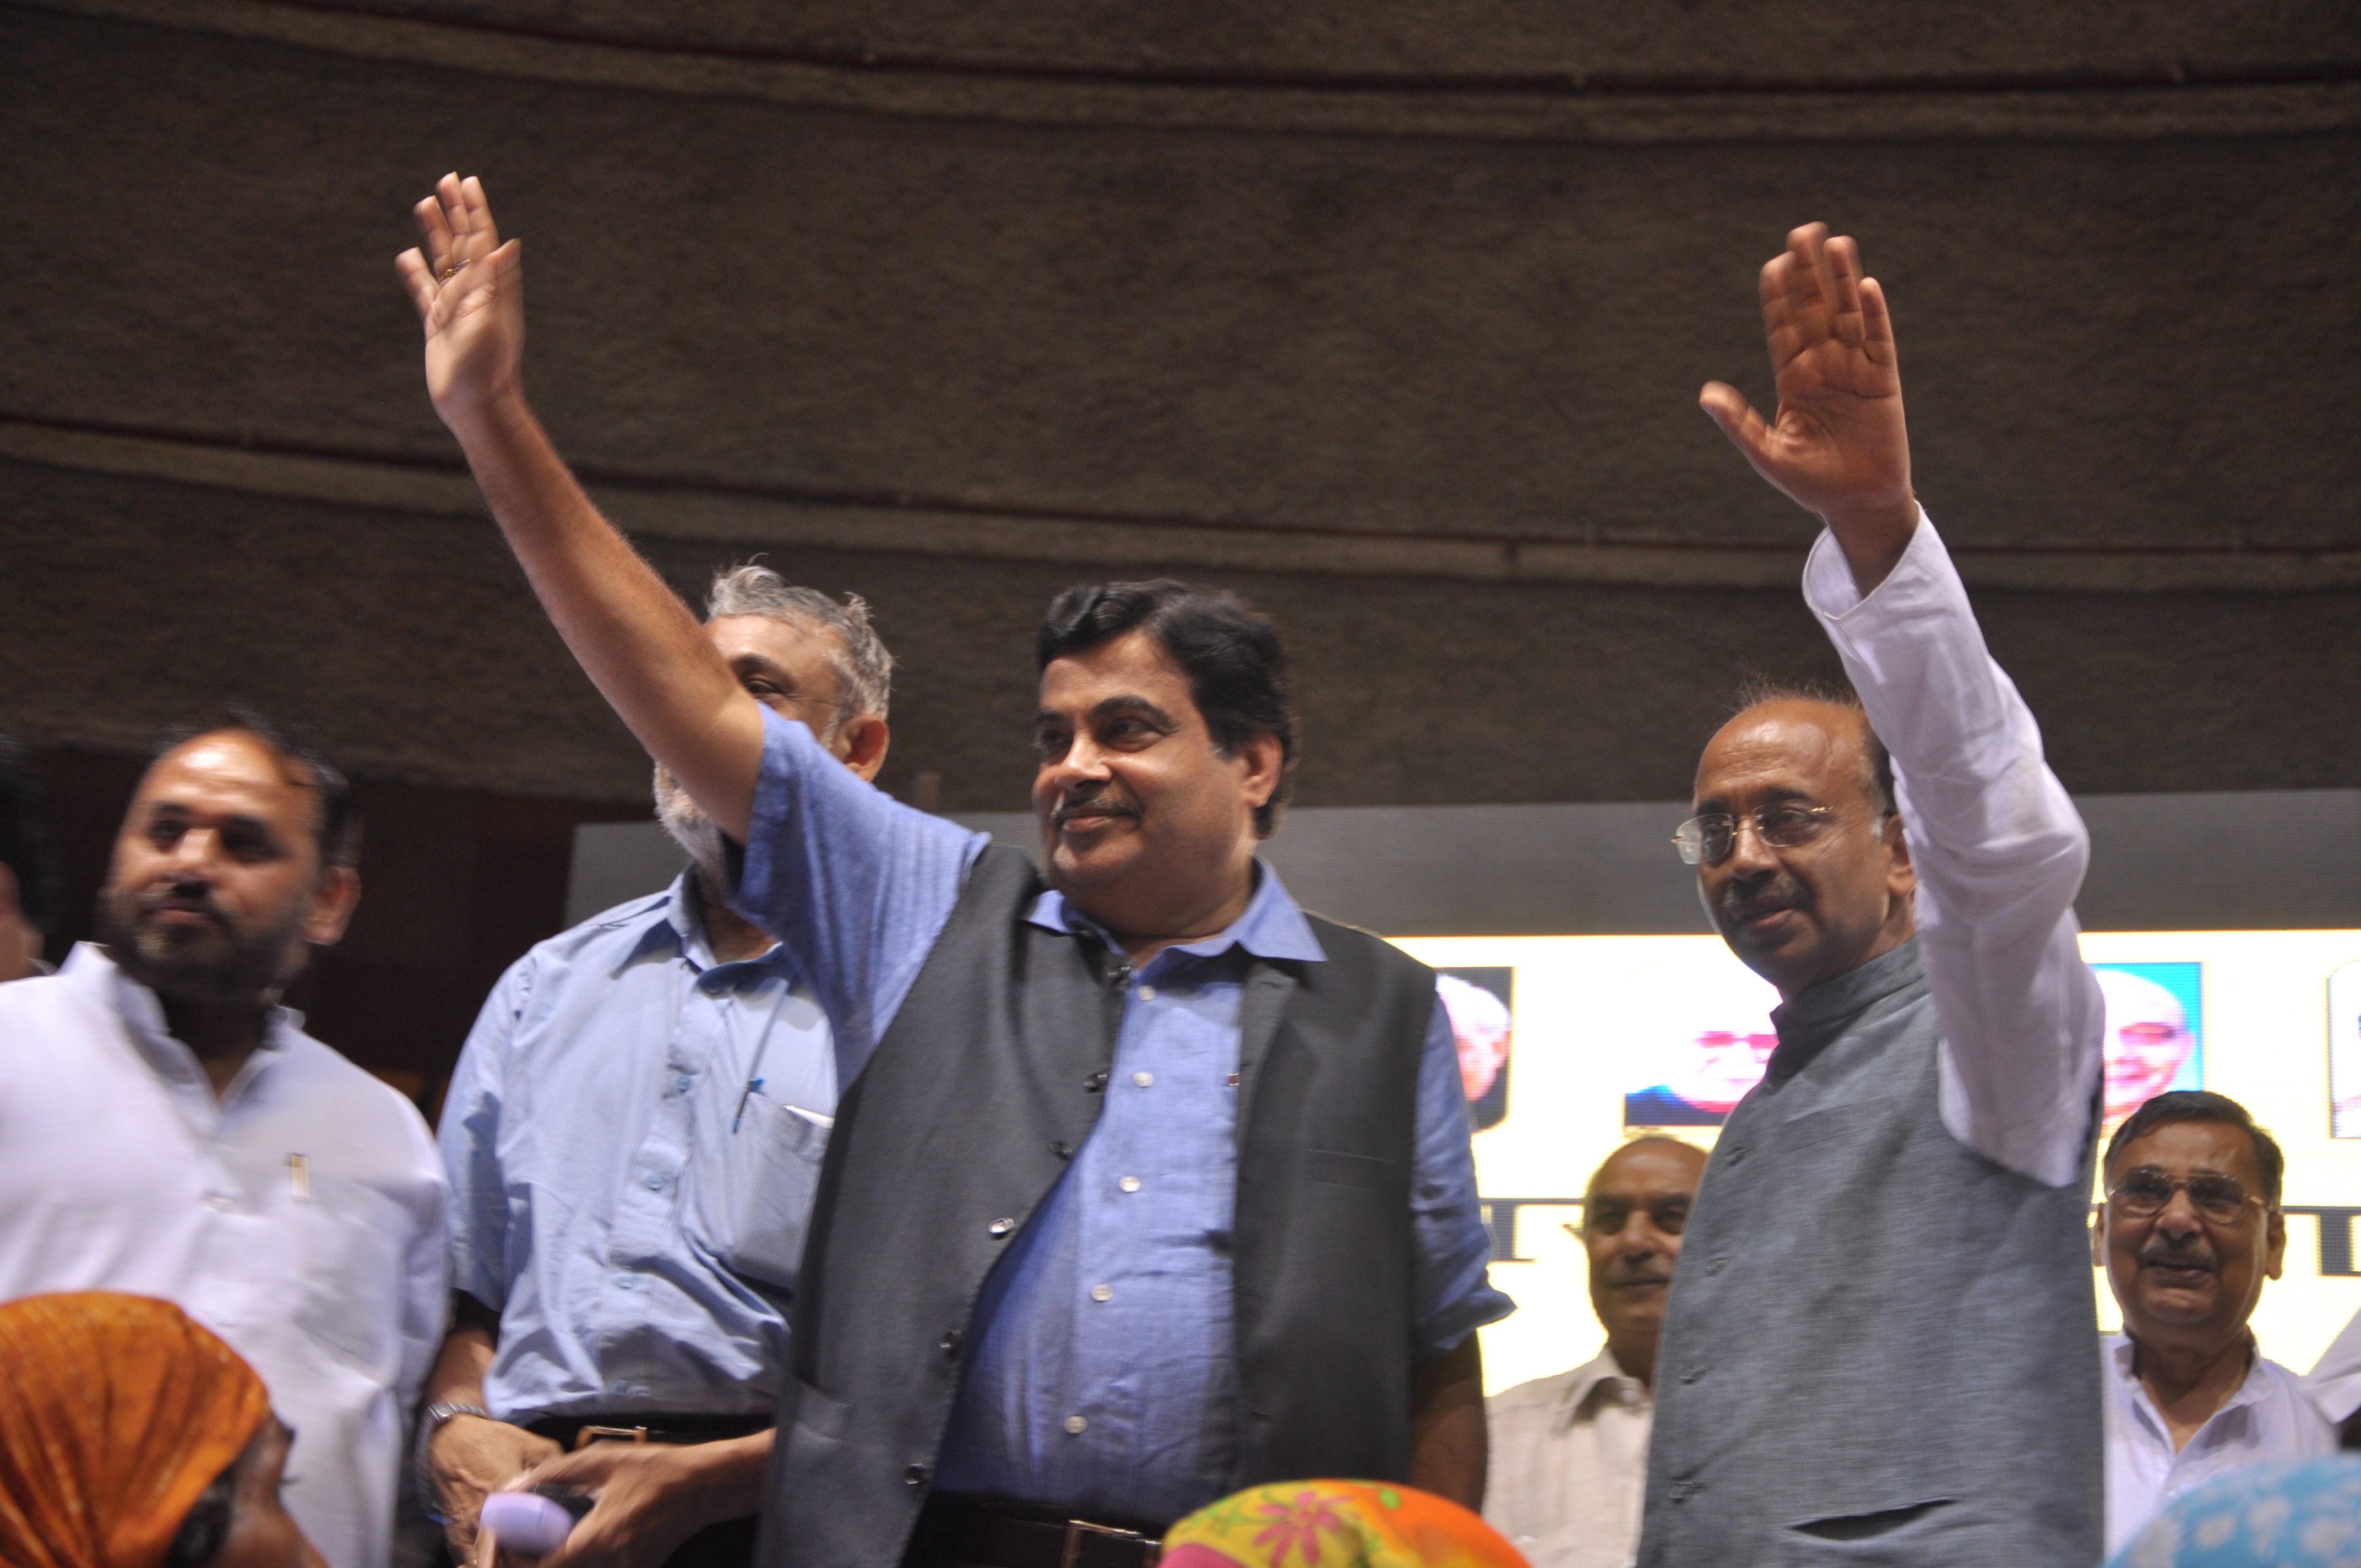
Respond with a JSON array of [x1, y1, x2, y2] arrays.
[[1583, 1139, 1709, 1384], [656, 615, 883, 881], [96, 732, 356, 1005], [1691, 701, 1914, 999], [2102, 1119, 2284, 1357]]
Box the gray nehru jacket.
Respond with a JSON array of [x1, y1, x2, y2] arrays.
[[1638, 513, 2108, 1567]]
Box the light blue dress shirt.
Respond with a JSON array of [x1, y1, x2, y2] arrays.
[[736, 710, 1512, 1521], [440, 872, 837, 1419]]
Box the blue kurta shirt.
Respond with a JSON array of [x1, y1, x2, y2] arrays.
[[735, 710, 1513, 1523], [440, 872, 836, 1419]]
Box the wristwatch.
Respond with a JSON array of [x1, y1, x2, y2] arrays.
[[414, 1401, 494, 1521]]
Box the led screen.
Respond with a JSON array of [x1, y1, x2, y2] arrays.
[[1391, 930, 2361, 1396]]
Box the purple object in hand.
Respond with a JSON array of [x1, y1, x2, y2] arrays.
[[481, 1489, 587, 1557]]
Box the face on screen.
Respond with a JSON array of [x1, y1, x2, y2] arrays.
[[1671, 1028, 1780, 1112], [2099, 968, 2198, 1124], [1438, 973, 1511, 1102]]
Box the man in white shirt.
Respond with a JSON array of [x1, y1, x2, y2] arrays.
[[1486, 1137, 1705, 1568], [0, 714, 449, 1568], [2097, 1090, 2332, 1553]]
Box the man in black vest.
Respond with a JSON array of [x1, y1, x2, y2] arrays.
[[1636, 225, 2108, 1564], [399, 174, 1511, 1568]]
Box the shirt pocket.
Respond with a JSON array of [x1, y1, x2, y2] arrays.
[[686, 1094, 830, 1292]]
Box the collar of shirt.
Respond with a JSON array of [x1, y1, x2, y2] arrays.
[[1022, 858, 1326, 969], [617, 871, 795, 983], [1556, 1344, 1652, 1431], [58, 942, 297, 1108], [2107, 1331, 2276, 1441]]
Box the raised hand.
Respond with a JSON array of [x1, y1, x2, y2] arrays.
[[1700, 223, 1918, 588], [397, 173, 526, 428]]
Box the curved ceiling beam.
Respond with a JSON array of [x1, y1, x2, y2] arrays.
[[9, 410, 2358, 594], [30, 0, 2361, 142]]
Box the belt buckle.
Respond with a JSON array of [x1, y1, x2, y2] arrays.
[[573, 1424, 651, 1450], [1061, 1519, 1159, 1568]]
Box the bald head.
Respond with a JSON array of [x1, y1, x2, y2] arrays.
[[1690, 699, 1915, 999], [1699, 700, 1886, 817], [1584, 1137, 1709, 1386]]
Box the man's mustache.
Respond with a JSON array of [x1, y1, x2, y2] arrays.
[[1718, 870, 1811, 925], [2137, 1239, 2219, 1273], [1053, 794, 1141, 826], [135, 886, 229, 927], [1604, 1266, 1674, 1290]]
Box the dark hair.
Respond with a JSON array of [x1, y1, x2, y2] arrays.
[[0, 736, 58, 932], [150, 707, 360, 870], [1036, 580, 1298, 838], [161, 1460, 238, 1568], [2104, 1089, 2285, 1206], [1728, 673, 1895, 816]]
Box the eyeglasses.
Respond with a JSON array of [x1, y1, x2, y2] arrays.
[[2106, 1166, 2268, 1226], [1673, 804, 1842, 867]]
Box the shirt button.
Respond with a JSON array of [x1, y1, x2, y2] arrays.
[[644, 1174, 664, 1190], [988, 1217, 1015, 1237], [904, 1464, 930, 1487], [1679, 1365, 1702, 1385], [674, 1074, 693, 1092], [1708, 1255, 1727, 1275], [1137, 985, 1156, 1001], [1726, 1145, 1747, 1164], [205, 1194, 233, 1212], [939, 1329, 964, 1354], [1091, 1284, 1113, 1302], [1064, 1415, 1088, 1435], [1133, 1071, 1154, 1088], [1118, 1176, 1141, 1193], [610, 1379, 630, 1393]]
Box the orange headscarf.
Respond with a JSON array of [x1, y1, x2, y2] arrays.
[[0, 1293, 271, 1568], [1161, 1481, 1528, 1568]]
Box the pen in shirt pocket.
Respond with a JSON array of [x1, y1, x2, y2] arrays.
[[732, 1078, 764, 1134]]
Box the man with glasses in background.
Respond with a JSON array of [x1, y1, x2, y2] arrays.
[[2096, 1091, 2332, 1554], [1634, 223, 2109, 1568]]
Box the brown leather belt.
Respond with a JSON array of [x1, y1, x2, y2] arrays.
[[525, 1412, 773, 1450], [916, 1496, 1164, 1568]]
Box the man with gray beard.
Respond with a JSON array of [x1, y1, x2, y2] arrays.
[[420, 567, 892, 1568]]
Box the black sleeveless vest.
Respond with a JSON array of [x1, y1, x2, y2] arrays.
[[755, 846, 1438, 1568]]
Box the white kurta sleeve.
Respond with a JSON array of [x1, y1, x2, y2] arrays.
[[1803, 510, 2105, 1187]]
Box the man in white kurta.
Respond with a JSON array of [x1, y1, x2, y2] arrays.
[[0, 722, 447, 1568], [1486, 1139, 1705, 1568]]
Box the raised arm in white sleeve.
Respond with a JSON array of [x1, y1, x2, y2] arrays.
[[1804, 508, 2105, 1186]]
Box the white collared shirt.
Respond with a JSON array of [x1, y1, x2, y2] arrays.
[[0, 945, 449, 1568], [1803, 514, 2108, 1188], [2102, 1331, 2335, 1555], [1484, 1345, 1653, 1568]]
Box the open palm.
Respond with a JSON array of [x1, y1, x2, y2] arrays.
[[396, 173, 525, 426], [1701, 224, 1913, 526]]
